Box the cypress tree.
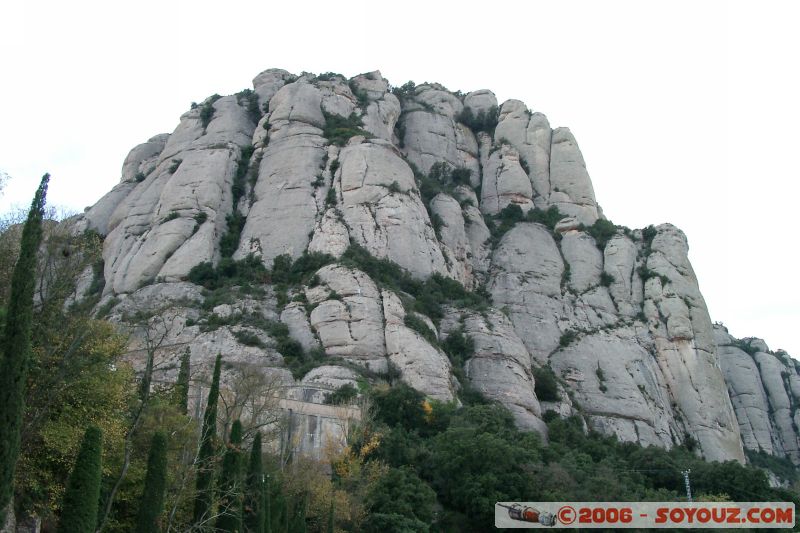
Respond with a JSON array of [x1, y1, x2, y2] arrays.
[[175, 348, 190, 414], [263, 474, 272, 533], [292, 496, 307, 533], [243, 432, 264, 533], [0, 174, 49, 524], [193, 353, 222, 529], [58, 425, 103, 533], [327, 499, 334, 533], [216, 420, 243, 532], [283, 498, 289, 533], [135, 432, 168, 533]]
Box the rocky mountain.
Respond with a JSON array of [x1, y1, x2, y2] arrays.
[[70, 68, 798, 468]]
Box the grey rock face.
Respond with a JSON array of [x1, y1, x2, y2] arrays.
[[463, 89, 497, 116], [337, 141, 447, 279], [442, 308, 546, 434], [252, 68, 292, 108], [548, 128, 599, 225], [480, 144, 534, 214], [490, 223, 564, 363], [121, 134, 170, 184], [603, 234, 643, 317], [551, 327, 678, 449], [430, 193, 473, 287], [641, 225, 744, 462], [560, 231, 603, 293], [76, 68, 777, 466], [307, 265, 387, 369], [717, 325, 800, 462], [495, 102, 552, 201], [281, 302, 320, 353], [103, 142, 242, 294], [383, 290, 455, 401], [235, 84, 327, 266], [400, 86, 479, 177]]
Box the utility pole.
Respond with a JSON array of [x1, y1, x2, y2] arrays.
[[682, 469, 693, 503]]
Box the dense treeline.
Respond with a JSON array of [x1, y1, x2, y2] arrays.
[[360, 384, 800, 531]]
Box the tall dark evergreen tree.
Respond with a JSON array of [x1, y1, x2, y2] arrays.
[[175, 348, 190, 415], [292, 496, 307, 533], [57, 425, 103, 533], [243, 432, 264, 533], [0, 173, 49, 524], [216, 420, 244, 532], [263, 474, 272, 533], [135, 431, 168, 533], [193, 353, 222, 529], [326, 499, 334, 533]]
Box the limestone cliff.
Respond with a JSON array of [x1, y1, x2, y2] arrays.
[[717, 325, 800, 463], [72, 67, 782, 465]]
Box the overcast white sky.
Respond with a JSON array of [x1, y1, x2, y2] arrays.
[[1, 0, 797, 355]]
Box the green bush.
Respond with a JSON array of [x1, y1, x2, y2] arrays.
[[168, 159, 181, 174], [254, 319, 324, 379], [441, 328, 475, 378], [533, 366, 559, 402], [600, 272, 615, 287], [322, 111, 370, 146], [325, 383, 358, 405], [637, 265, 669, 286], [416, 174, 443, 205], [134, 172, 146, 182], [745, 449, 799, 484], [582, 218, 618, 250], [315, 72, 343, 81], [186, 254, 269, 290], [270, 251, 335, 285], [430, 212, 444, 239], [390, 81, 416, 103], [233, 330, 265, 348], [450, 167, 472, 185], [733, 339, 759, 356], [559, 329, 579, 347], [235, 88, 261, 124], [329, 158, 340, 175], [642, 225, 657, 246], [348, 80, 369, 107], [486, 204, 525, 242], [365, 467, 436, 526], [404, 313, 437, 345], [325, 187, 337, 206], [341, 245, 490, 324], [371, 384, 428, 431], [456, 105, 499, 134], [526, 205, 563, 230], [199, 94, 222, 129], [486, 205, 565, 244]]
